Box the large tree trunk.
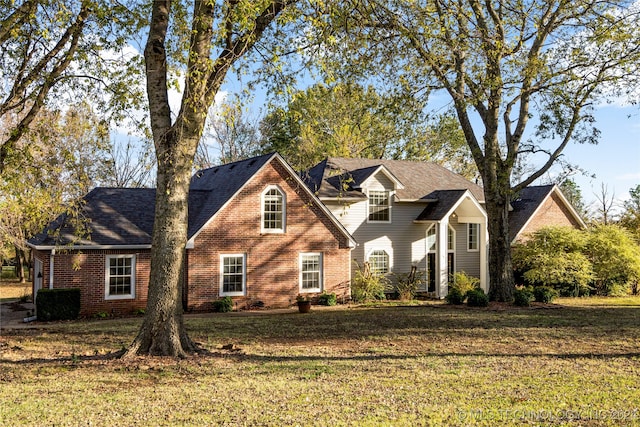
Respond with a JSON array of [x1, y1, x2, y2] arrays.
[[123, 140, 197, 358], [483, 175, 515, 302]]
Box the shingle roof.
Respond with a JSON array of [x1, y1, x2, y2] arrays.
[[29, 188, 157, 247], [28, 153, 356, 249], [415, 190, 468, 221], [303, 157, 484, 202], [29, 154, 277, 247], [508, 184, 555, 241]]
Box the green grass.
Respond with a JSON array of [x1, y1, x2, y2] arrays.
[[1, 298, 640, 426]]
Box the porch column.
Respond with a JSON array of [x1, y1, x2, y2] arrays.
[[437, 220, 449, 299]]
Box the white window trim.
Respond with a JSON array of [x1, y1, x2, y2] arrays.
[[367, 248, 391, 276], [105, 254, 136, 300], [366, 190, 392, 223], [220, 254, 246, 297], [261, 185, 286, 234], [299, 252, 323, 293], [467, 223, 480, 252], [448, 224, 456, 253]]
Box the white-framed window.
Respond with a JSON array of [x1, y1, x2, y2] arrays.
[[448, 225, 456, 252], [300, 252, 323, 293], [427, 225, 436, 252], [105, 255, 136, 300], [220, 254, 246, 296], [368, 190, 391, 222], [468, 223, 480, 251], [368, 250, 389, 275], [261, 185, 285, 233]]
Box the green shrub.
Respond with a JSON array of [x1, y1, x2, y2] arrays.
[[446, 287, 465, 305], [36, 288, 81, 321], [466, 288, 489, 307], [450, 271, 480, 296], [318, 292, 337, 306], [513, 288, 534, 307], [213, 296, 233, 313], [533, 286, 558, 303], [351, 264, 390, 303]]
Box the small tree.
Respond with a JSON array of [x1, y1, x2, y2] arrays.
[[585, 225, 640, 295], [512, 227, 593, 296]]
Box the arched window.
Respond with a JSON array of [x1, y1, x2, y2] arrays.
[[368, 250, 389, 276], [262, 186, 285, 233]]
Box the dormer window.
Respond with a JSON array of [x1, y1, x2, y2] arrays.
[[368, 190, 390, 222], [262, 185, 286, 233]]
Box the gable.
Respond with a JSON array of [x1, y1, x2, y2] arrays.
[[191, 158, 354, 249], [510, 185, 585, 243]]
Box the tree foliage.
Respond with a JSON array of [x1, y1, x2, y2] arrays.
[[513, 225, 640, 296], [318, 0, 640, 301], [0, 103, 110, 277], [0, 0, 146, 176], [259, 82, 476, 177], [586, 224, 640, 295], [512, 227, 593, 296], [620, 184, 640, 240]]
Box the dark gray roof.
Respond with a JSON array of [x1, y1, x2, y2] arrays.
[[415, 190, 468, 221], [29, 188, 157, 247], [189, 153, 274, 235], [29, 154, 277, 247], [508, 185, 555, 241], [303, 157, 484, 202]]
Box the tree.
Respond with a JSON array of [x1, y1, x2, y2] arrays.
[[323, 1, 640, 301], [559, 179, 588, 219], [512, 226, 593, 296], [585, 224, 640, 295], [103, 139, 155, 188], [592, 182, 617, 225], [620, 184, 640, 239], [0, 103, 110, 281], [0, 0, 145, 176], [196, 98, 261, 169], [124, 0, 294, 358]]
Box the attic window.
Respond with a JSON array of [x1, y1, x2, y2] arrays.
[[261, 185, 286, 233], [368, 190, 391, 222]]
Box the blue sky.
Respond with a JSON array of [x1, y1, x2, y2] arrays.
[[555, 105, 640, 209]]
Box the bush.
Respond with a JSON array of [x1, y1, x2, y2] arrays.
[[213, 296, 233, 313], [318, 292, 337, 306], [351, 264, 390, 303], [513, 288, 534, 307], [445, 287, 465, 305], [36, 288, 81, 321], [466, 288, 489, 307], [449, 271, 480, 296], [392, 271, 421, 301], [533, 286, 558, 303]]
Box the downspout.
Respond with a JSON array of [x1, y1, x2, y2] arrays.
[[49, 248, 55, 289]]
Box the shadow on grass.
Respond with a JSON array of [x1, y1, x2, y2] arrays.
[[2, 347, 640, 368]]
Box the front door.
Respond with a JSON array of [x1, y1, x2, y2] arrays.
[[33, 258, 43, 302], [427, 253, 436, 292]]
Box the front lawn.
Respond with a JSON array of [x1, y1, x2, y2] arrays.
[[1, 298, 639, 426]]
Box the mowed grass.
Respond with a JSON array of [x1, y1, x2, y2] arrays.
[[1, 298, 640, 426]]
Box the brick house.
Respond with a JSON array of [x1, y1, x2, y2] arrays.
[[508, 184, 586, 244], [28, 153, 355, 316]]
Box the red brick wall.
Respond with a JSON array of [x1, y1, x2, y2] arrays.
[[187, 160, 351, 310], [31, 248, 150, 316], [517, 192, 583, 242]]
